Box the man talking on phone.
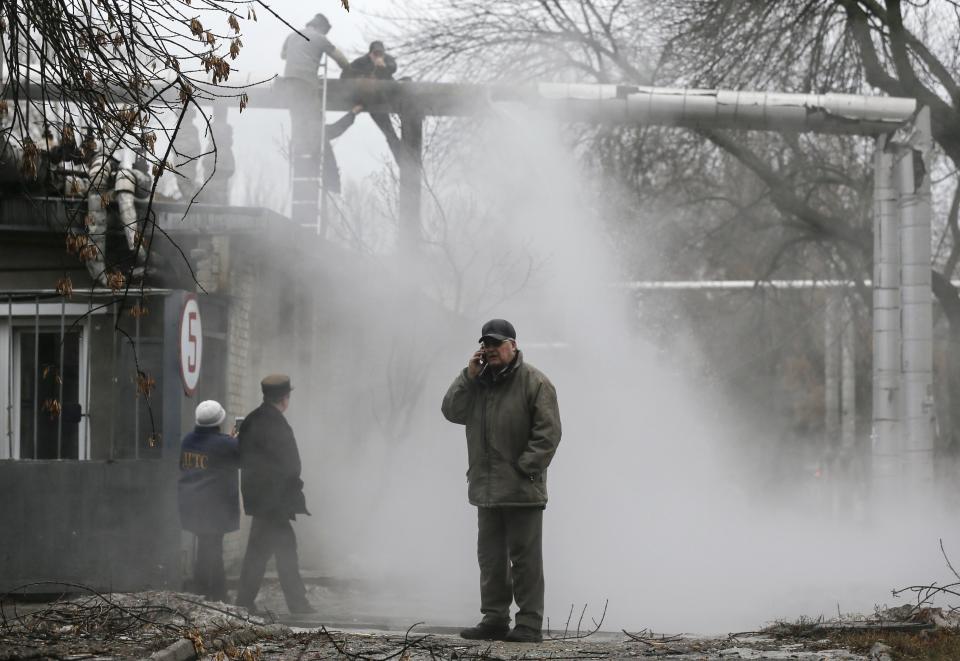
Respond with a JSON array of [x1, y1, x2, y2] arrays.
[[441, 319, 562, 643]]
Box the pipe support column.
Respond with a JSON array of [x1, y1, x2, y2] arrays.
[[895, 106, 935, 490], [398, 112, 423, 256], [872, 135, 901, 491]]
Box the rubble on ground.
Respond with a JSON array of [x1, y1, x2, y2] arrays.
[[4, 589, 960, 660], [0, 589, 291, 661]]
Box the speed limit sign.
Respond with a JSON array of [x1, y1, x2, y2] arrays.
[[179, 295, 203, 396]]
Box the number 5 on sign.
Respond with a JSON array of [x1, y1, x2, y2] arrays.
[[179, 295, 203, 396]]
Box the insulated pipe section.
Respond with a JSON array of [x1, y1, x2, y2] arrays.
[[872, 135, 901, 487], [232, 80, 918, 136], [115, 168, 140, 258], [12, 79, 917, 135], [85, 150, 114, 286], [895, 107, 935, 488], [532, 84, 917, 134], [115, 168, 151, 263]]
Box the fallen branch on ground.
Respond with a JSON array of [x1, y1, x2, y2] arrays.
[[546, 600, 609, 640], [622, 627, 684, 655]]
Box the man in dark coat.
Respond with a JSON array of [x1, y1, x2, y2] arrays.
[[235, 374, 314, 614], [442, 319, 562, 643], [343, 40, 397, 79], [178, 400, 239, 602], [341, 40, 401, 160]]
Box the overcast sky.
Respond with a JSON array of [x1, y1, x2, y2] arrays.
[[239, 1, 403, 74]]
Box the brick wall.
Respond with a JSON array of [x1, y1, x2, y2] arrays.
[[223, 239, 259, 572]]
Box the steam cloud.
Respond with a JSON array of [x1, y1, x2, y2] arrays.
[[256, 106, 953, 633]]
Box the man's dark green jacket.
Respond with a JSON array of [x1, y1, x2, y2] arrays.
[[442, 351, 561, 507]]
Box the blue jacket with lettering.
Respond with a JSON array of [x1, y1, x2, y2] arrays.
[[178, 426, 240, 534]]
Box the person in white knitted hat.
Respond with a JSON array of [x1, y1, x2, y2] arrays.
[[177, 400, 240, 602]]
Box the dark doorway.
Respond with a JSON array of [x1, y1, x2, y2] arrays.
[[18, 329, 82, 459]]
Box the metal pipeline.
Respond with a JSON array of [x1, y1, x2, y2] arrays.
[[84, 150, 114, 286], [531, 84, 918, 134], [115, 167, 152, 264]]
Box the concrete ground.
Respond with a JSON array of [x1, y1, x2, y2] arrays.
[[265, 628, 874, 660], [215, 578, 880, 660]]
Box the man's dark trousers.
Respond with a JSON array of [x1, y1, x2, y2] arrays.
[[477, 507, 544, 630], [369, 112, 400, 160], [236, 516, 309, 609], [194, 533, 227, 601]]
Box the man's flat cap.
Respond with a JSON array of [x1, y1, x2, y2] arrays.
[[479, 319, 516, 343], [261, 374, 293, 396], [308, 13, 330, 29], [369, 40, 386, 54]]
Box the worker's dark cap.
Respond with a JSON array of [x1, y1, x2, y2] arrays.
[[308, 13, 330, 29], [369, 40, 386, 54], [479, 319, 516, 343], [261, 374, 293, 396]]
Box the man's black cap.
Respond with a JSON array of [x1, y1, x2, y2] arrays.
[[261, 373, 293, 397], [479, 319, 516, 343], [369, 40, 386, 54]]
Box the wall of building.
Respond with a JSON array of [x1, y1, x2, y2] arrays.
[[0, 286, 232, 593], [0, 459, 180, 592], [0, 196, 285, 593]]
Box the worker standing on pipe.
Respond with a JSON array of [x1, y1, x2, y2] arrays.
[[281, 14, 351, 82], [280, 13, 352, 215]]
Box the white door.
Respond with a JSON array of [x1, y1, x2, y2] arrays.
[[13, 325, 89, 459], [0, 309, 90, 460]]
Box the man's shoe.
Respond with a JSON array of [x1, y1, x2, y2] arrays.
[[288, 602, 317, 615], [459, 622, 509, 641], [235, 601, 267, 618], [505, 626, 543, 643]]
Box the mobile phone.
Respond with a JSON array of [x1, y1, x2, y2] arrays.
[[234, 416, 244, 429]]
